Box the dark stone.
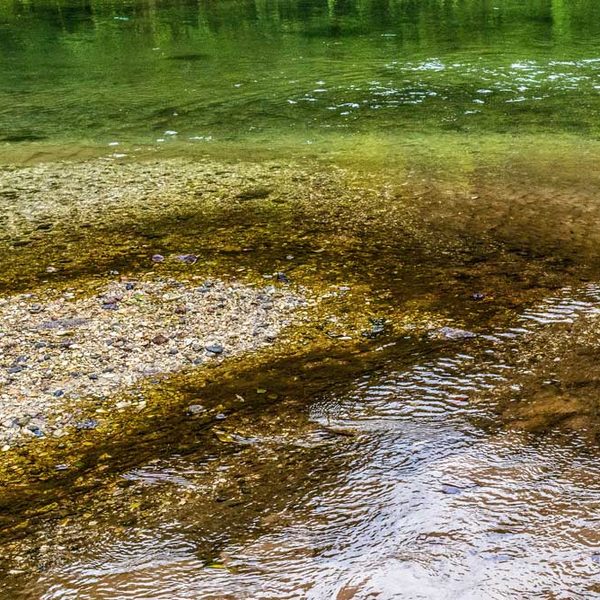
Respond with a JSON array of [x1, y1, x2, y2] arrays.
[[7, 365, 25, 374], [187, 404, 205, 415], [88, 374, 99, 380], [151, 254, 165, 263], [152, 334, 169, 345], [205, 343, 224, 354], [28, 304, 43, 314], [166, 52, 210, 61], [125, 282, 136, 290], [75, 418, 99, 431], [236, 187, 272, 201], [275, 272, 290, 284], [52, 390, 64, 397], [101, 301, 119, 310], [1, 133, 47, 142], [471, 292, 485, 301]]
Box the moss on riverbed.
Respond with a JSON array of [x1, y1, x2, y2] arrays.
[[2, 154, 600, 588]]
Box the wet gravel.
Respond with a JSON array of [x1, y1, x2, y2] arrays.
[[0, 277, 305, 448]]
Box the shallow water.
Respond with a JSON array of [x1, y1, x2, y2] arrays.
[[2, 1, 600, 598], [29, 286, 600, 599]]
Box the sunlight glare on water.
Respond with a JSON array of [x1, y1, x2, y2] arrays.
[[37, 286, 600, 599]]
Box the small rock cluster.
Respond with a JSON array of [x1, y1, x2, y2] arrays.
[[0, 277, 304, 447]]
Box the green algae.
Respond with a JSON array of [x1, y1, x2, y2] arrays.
[[0, 153, 598, 535]]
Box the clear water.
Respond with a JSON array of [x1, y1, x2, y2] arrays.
[[3, 0, 600, 155], [2, 1, 600, 598], [34, 286, 600, 599]]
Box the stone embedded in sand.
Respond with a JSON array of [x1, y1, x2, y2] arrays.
[[205, 343, 224, 354]]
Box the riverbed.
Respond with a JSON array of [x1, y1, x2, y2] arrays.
[[1, 0, 600, 598]]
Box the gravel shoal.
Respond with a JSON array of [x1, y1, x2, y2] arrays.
[[0, 277, 305, 448]]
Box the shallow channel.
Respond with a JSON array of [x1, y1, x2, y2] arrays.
[[2, 0, 600, 598]]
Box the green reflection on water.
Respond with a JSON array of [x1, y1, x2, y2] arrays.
[[2, 0, 600, 154]]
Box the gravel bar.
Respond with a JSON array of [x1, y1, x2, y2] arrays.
[[0, 277, 305, 448]]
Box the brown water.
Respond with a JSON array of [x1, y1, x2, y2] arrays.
[[12, 285, 598, 599]]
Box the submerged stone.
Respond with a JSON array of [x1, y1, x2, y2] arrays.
[[362, 318, 387, 339], [175, 254, 198, 264], [75, 419, 99, 431], [430, 327, 476, 341]]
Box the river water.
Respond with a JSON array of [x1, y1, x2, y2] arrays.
[[29, 286, 600, 599], [1, 0, 600, 598]]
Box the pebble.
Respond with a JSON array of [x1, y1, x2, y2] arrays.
[[441, 483, 463, 495], [152, 254, 165, 263], [187, 404, 205, 415], [205, 343, 224, 354], [75, 419, 99, 431], [430, 327, 476, 340], [176, 254, 198, 264]]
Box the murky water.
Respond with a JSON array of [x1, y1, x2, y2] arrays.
[[2, 0, 600, 598]]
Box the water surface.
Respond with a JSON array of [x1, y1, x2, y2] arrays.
[[3, 0, 600, 160], [2, 1, 600, 598]]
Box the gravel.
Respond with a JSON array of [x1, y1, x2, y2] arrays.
[[0, 277, 305, 447]]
